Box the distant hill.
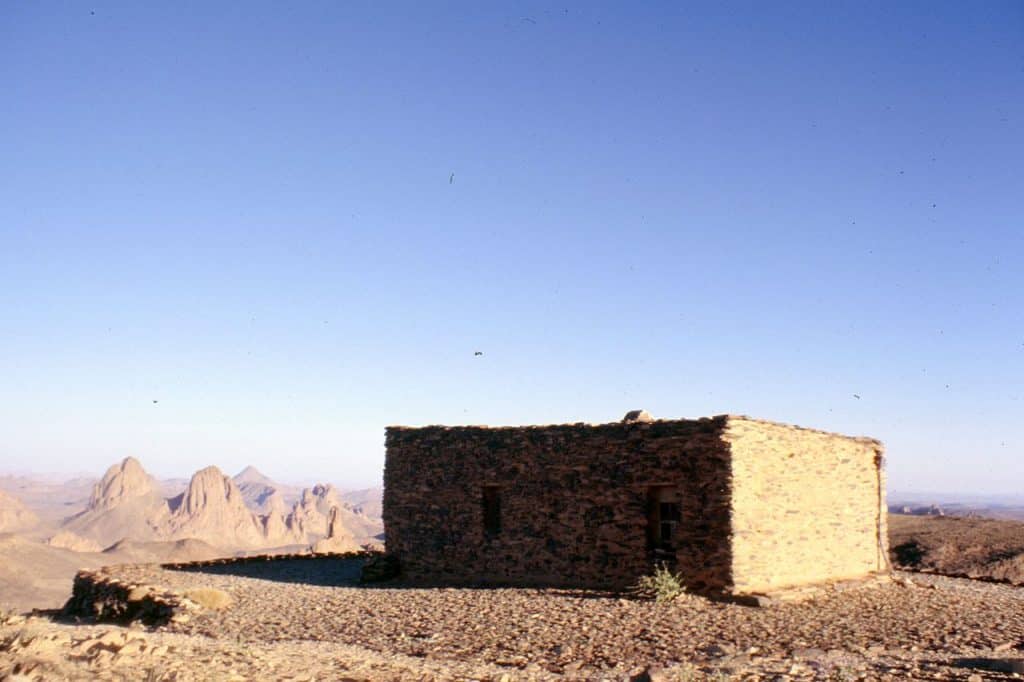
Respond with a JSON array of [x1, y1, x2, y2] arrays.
[[888, 493, 1024, 521], [0, 533, 111, 611], [46, 530, 102, 553], [889, 513, 1024, 584], [0, 490, 38, 533], [232, 466, 303, 513], [101, 537, 224, 564], [0, 532, 230, 612], [158, 477, 190, 499], [0, 474, 94, 528], [340, 487, 383, 519]]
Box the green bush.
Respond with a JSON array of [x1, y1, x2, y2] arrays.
[[632, 563, 686, 602]]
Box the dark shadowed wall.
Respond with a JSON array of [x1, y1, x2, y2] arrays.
[[384, 417, 734, 591]]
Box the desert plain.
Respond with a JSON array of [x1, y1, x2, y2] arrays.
[[3, 465, 1024, 681]]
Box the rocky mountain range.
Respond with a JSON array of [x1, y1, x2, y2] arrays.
[[56, 457, 379, 553], [0, 460, 382, 612]]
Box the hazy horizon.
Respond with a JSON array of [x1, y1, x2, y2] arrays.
[[4, 460, 1024, 506], [3, 2, 1022, 494], [0, 459, 380, 492]]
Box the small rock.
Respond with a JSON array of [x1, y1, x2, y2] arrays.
[[118, 638, 145, 655], [94, 631, 128, 649], [91, 649, 116, 667], [792, 647, 826, 660]]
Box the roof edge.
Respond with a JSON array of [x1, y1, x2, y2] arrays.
[[723, 414, 884, 447], [385, 414, 882, 446], [385, 415, 727, 431]]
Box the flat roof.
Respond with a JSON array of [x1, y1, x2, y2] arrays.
[[386, 414, 882, 446]]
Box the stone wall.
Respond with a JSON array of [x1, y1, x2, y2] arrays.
[[63, 570, 190, 624], [384, 418, 734, 591], [724, 418, 887, 595]]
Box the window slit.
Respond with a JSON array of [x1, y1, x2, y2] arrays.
[[482, 486, 501, 536]]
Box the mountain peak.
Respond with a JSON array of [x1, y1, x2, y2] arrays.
[[233, 465, 273, 486], [88, 457, 157, 510], [178, 466, 233, 514], [164, 465, 267, 548]]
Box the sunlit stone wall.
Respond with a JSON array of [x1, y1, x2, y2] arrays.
[[725, 418, 888, 595]]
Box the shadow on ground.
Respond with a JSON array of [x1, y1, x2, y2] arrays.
[[167, 557, 366, 587], [164, 555, 626, 600]]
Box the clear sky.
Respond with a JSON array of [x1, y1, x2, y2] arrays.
[[1, 2, 1021, 493]]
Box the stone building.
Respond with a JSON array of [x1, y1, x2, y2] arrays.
[[383, 412, 888, 599]]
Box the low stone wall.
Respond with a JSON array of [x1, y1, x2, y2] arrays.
[[161, 550, 371, 571], [384, 418, 734, 591], [62, 570, 193, 624], [63, 554, 385, 625]]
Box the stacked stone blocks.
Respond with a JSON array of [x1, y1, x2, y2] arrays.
[[383, 414, 887, 598]]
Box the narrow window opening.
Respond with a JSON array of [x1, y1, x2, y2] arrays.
[[647, 487, 681, 553], [659, 501, 680, 544], [482, 485, 501, 536]]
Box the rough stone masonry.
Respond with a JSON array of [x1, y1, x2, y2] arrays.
[[383, 413, 888, 598]]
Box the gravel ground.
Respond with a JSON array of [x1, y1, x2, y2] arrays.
[[0, 615, 516, 681], [52, 558, 1023, 681]]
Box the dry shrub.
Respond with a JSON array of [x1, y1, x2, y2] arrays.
[[632, 563, 687, 602], [183, 588, 233, 610]]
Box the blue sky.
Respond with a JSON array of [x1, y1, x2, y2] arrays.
[[1, 2, 1021, 492]]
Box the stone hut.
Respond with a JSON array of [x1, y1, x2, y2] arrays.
[[383, 413, 888, 599]]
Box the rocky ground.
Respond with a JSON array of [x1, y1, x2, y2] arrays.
[[4, 557, 1024, 681], [0, 612, 514, 681]]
